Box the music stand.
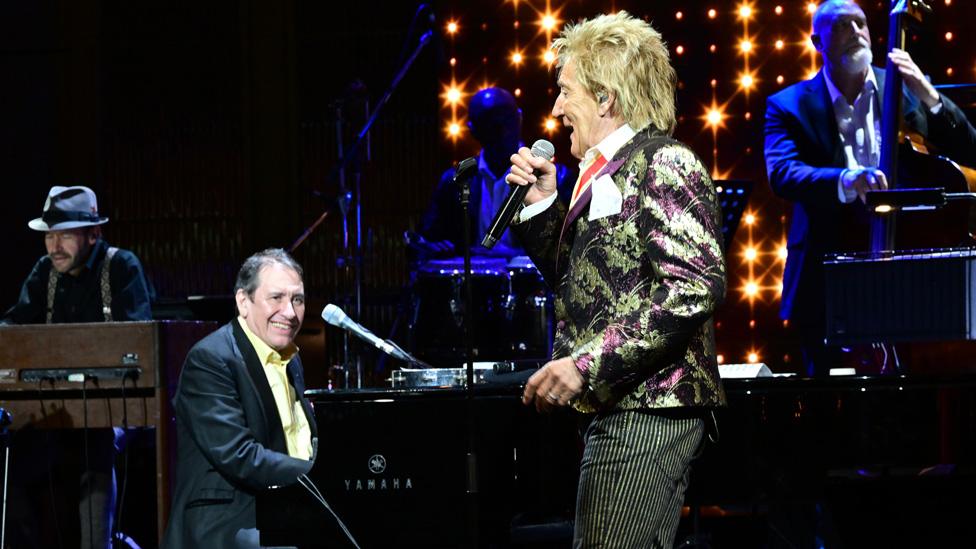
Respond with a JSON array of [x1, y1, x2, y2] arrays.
[[715, 179, 753, 252]]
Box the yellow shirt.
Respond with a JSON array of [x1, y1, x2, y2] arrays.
[[237, 317, 313, 460]]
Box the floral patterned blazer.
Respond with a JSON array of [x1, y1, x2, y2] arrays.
[[513, 127, 727, 413]]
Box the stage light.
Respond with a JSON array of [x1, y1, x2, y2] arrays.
[[739, 40, 754, 54], [806, 2, 817, 14], [744, 213, 756, 225], [775, 39, 785, 50], [738, 4, 754, 20], [449, 57, 456, 67], [777, 245, 788, 260], [777, 75, 785, 84], [541, 13, 557, 31], [676, 11, 683, 20], [543, 50, 555, 64], [717, 354, 725, 364], [947, 67, 954, 76], [775, 5, 783, 15], [446, 21, 458, 35], [744, 281, 759, 297], [514, 88, 521, 97], [544, 117, 557, 132], [708, 8, 717, 19], [511, 51, 523, 65], [676, 45, 685, 55], [448, 122, 462, 138], [739, 72, 756, 90], [946, 32, 953, 41], [744, 247, 757, 261], [705, 108, 725, 129], [709, 44, 717, 53], [747, 351, 759, 363], [447, 87, 462, 104]]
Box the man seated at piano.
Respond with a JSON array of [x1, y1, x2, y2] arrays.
[[764, 0, 976, 376], [163, 248, 316, 549], [1, 185, 151, 548]]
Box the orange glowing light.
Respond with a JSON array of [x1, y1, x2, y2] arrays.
[[511, 51, 524, 65], [737, 4, 754, 20], [717, 354, 725, 364], [514, 88, 522, 97], [543, 50, 556, 64], [775, 5, 783, 15], [705, 108, 724, 128], [707, 8, 717, 19], [541, 14, 557, 31], [947, 67, 954, 76], [448, 122, 462, 137], [747, 352, 759, 364], [776, 75, 785, 84], [543, 118, 557, 132], [449, 57, 457, 67], [676, 11, 683, 20], [739, 72, 756, 90], [676, 45, 685, 55], [446, 87, 462, 104], [446, 21, 458, 34], [744, 281, 759, 297], [806, 2, 817, 14], [709, 44, 717, 53], [744, 213, 756, 225], [744, 247, 758, 261], [945, 32, 954, 41], [778, 245, 788, 260], [775, 39, 785, 50], [739, 40, 754, 54], [806, 69, 819, 80]]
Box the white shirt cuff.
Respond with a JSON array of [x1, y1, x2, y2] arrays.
[[838, 170, 857, 204], [518, 192, 558, 222]]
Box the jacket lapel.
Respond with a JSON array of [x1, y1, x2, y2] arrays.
[[802, 71, 845, 166], [231, 319, 289, 454]]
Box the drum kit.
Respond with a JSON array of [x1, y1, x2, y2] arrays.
[[406, 255, 553, 376]]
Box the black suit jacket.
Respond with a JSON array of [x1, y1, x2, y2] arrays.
[[162, 320, 317, 549], [764, 67, 976, 323]]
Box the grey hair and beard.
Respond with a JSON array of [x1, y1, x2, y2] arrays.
[[839, 41, 873, 75]]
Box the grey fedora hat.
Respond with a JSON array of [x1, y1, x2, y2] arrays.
[[28, 186, 110, 231]]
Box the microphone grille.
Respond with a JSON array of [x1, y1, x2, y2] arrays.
[[530, 139, 555, 161], [321, 304, 346, 326]]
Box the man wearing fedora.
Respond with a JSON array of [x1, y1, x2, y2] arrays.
[[1, 185, 151, 548], [2, 185, 151, 324]]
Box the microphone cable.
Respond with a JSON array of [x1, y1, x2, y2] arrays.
[[297, 473, 361, 549]]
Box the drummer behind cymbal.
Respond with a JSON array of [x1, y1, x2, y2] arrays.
[[414, 86, 574, 261]]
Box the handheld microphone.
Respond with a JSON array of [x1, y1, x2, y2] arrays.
[[481, 139, 555, 249], [321, 304, 412, 362]]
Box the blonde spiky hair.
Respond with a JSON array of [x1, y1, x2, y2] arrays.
[[551, 11, 677, 134]]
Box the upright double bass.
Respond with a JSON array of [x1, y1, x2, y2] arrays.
[[870, 0, 976, 252]]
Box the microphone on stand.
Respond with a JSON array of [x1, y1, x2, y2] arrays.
[[481, 139, 555, 249], [322, 304, 413, 363]]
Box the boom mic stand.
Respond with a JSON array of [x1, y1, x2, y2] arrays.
[[286, 20, 434, 388]]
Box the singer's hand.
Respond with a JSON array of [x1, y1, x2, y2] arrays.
[[507, 147, 558, 205], [522, 356, 585, 412]]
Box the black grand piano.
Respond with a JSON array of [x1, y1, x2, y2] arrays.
[[256, 369, 976, 548]]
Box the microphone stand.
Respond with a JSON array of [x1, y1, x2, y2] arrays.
[[455, 163, 480, 547], [287, 29, 433, 388]]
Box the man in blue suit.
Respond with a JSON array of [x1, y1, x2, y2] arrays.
[[163, 249, 316, 548], [764, 0, 976, 376]]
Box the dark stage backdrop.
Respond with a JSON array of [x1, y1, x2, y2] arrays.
[[2, 1, 974, 387]]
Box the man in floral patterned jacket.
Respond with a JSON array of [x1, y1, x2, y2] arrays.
[[506, 11, 727, 548]]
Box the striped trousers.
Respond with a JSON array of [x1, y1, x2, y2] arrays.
[[573, 410, 704, 549]]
